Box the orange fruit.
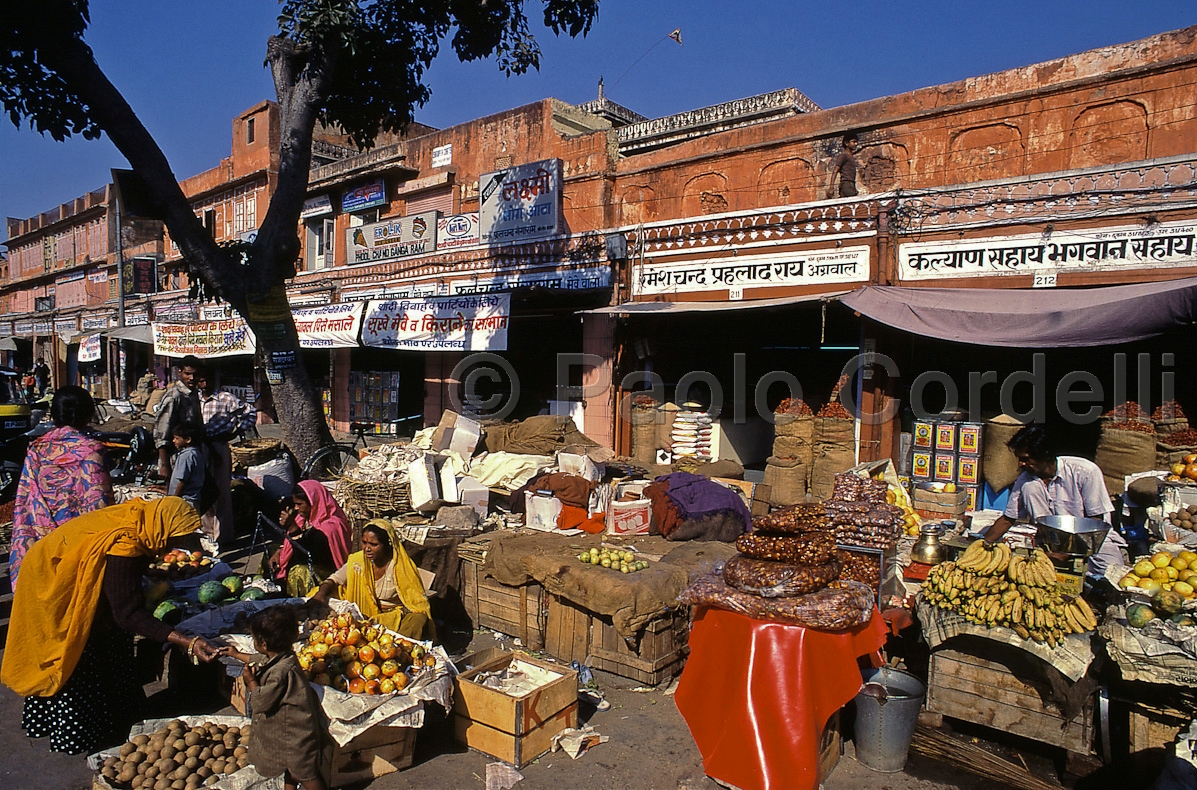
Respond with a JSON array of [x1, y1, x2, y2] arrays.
[[358, 645, 376, 664], [1185, 464, 1197, 481], [380, 660, 399, 678], [393, 673, 409, 692], [348, 677, 366, 694], [364, 679, 381, 695], [361, 662, 381, 681]]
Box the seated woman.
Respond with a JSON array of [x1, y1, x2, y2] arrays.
[[312, 521, 433, 641], [269, 481, 351, 597], [1, 497, 221, 754]]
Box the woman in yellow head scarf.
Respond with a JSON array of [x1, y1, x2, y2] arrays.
[[312, 520, 434, 641], [1, 497, 222, 754]]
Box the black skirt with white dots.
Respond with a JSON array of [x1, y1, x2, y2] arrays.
[[22, 626, 145, 754]]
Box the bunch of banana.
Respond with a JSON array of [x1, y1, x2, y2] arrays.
[[920, 541, 1100, 646]]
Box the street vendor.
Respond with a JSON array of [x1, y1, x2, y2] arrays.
[[311, 520, 434, 641], [983, 424, 1127, 576]]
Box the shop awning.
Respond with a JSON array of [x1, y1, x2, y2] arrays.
[[841, 278, 1197, 347], [581, 290, 850, 315], [104, 325, 155, 344], [0, 337, 17, 351]]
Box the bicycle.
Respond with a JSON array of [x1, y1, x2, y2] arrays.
[[299, 422, 372, 482]]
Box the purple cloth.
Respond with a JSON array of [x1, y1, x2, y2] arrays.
[[658, 472, 751, 527]]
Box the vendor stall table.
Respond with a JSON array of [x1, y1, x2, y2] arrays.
[[675, 606, 886, 790]]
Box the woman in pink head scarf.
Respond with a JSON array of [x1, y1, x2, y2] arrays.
[[269, 480, 352, 597]]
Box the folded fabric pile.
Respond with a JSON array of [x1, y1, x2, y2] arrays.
[[644, 471, 749, 542], [670, 406, 712, 461]]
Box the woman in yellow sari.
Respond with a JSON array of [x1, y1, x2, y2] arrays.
[[1, 497, 221, 754], [312, 520, 434, 641]]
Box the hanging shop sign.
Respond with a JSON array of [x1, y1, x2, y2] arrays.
[[78, 334, 102, 362], [436, 212, 480, 250], [479, 158, 561, 245], [300, 194, 333, 219], [341, 178, 386, 213], [346, 211, 437, 264], [54, 318, 79, 337], [898, 220, 1197, 282], [292, 302, 364, 348], [199, 305, 232, 321], [361, 294, 510, 352], [0, 322, 11, 335], [152, 302, 197, 322], [152, 318, 256, 358], [633, 246, 871, 297], [81, 314, 112, 330], [124, 257, 157, 295]]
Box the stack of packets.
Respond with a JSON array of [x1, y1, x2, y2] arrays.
[[826, 473, 903, 551], [671, 405, 712, 460]]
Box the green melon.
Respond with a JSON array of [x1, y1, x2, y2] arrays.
[[240, 588, 266, 601], [1126, 603, 1157, 628], [197, 580, 226, 604], [153, 599, 183, 625], [1170, 612, 1196, 627], [221, 575, 244, 596]]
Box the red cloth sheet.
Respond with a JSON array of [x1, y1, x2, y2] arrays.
[[675, 606, 887, 790]]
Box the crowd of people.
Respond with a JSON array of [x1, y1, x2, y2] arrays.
[[0, 360, 431, 786]]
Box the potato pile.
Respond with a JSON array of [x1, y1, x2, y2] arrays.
[[99, 719, 250, 789], [1167, 505, 1197, 532]]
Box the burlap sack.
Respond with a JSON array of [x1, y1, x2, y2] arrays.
[[632, 421, 657, 467], [809, 417, 855, 502], [983, 414, 1025, 491], [1157, 440, 1197, 470], [762, 456, 806, 506], [773, 414, 815, 470], [1155, 418, 1191, 439], [1095, 426, 1157, 495]]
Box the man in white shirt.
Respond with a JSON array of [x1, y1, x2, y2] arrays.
[[984, 425, 1127, 576]]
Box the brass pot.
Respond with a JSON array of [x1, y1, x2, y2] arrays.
[[911, 524, 946, 566]]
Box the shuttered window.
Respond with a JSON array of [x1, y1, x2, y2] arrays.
[[405, 186, 453, 216]]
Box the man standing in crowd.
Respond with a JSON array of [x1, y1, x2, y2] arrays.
[[196, 370, 255, 546], [32, 359, 50, 395], [984, 424, 1128, 576], [154, 356, 202, 480]]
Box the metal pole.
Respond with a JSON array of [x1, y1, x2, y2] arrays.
[[114, 197, 128, 398]]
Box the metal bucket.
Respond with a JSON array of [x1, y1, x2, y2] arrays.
[[854, 667, 926, 773]]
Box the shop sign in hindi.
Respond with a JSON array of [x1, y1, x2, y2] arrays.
[[898, 220, 1197, 281], [81, 314, 111, 330], [436, 212, 480, 250], [479, 158, 561, 245], [347, 212, 437, 264], [634, 246, 871, 296], [152, 319, 256, 358], [293, 302, 364, 348], [341, 178, 386, 213], [54, 318, 78, 336], [361, 294, 510, 351], [14, 321, 34, 335], [78, 334, 102, 362], [431, 144, 452, 168], [300, 194, 333, 219], [452, 266, 611, 294]]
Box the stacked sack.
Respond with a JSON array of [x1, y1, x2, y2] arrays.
[[826, 472, 903, 551], [764, 398, 814, 506], [671, 404, 712, 461], [675, 502, 876, 630]]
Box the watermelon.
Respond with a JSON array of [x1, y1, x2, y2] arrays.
[[198, 580, 227, 604], [240, 588, 266, 601], [221, 575, 244, 596], [153, 600, 183, 625]]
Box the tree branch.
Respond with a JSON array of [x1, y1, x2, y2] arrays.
[[37, 34, 248, 311]]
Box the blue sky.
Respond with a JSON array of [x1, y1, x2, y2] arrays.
[[2, 0, 1194, 238]]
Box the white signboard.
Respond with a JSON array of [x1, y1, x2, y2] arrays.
[[14, 321, 33, 335], [54, 318, 78, 337], [431, 144, 453, 168], [78, 334, 102, 362], [125, 311, 150, 327], [436, 213, 480, 250], [300, 194, 333, 219], [634, 247, 871, 296], [898, 220, 1197, 281], [152, 319, 256, 358], [479, 158, 561, 245], [452, 266, 611, 295], [347, 212, 437, 264], [361, 294, 510, 352], [293, 302, 364, 349], [81, 314, 112, 330]]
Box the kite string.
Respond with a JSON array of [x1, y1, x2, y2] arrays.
[[611, 33, 677, 89]]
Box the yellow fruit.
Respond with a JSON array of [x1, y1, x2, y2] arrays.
[[1139, 578, 1163, 594], [1153, 552, 1174, 569], [1150, 568, 1171, 582], [1173, 557, 1191, 572], [944, 483, 957, 493], [1119, 574, 1140, 589], [1180, 551, 1197, 564], [1173, 581, 1195, 597], [1135, 560, 1156, 577], [1173, 463, 1188, 477], [1167, 566, 1180, 580], [1181, 569, 1197, 583]]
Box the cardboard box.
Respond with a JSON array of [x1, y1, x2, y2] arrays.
[[452, 652, 578, 767], [525, 492, 565, 531], [457, 476, 490, 519], [558, 451, 601, 482], [432, 411, 481, 458], [958, 423, 983, 455], [963, 484, 979, 512], [607, 498, 652, 536], [935, 423, 957, 453], [331, 725, 416, 785], [957, 455, 980, 484], [913, 421, 934, 449], [912, 452, 932, 480], [408, 454, 461, 512], [913, 487, 968, 520], [934, 453, 956, 482]]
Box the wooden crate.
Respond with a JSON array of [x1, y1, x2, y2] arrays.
[[452, 652, 578, 766], [545, 595, 688, 685], [818, 710, 843, 785], [1128, 702, 1192, 757], [331, 725, 416, 785], [461, 563, 546, 649], [925, 645, 1094, 754]]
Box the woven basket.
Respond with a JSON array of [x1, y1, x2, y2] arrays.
[[335, 477, 413, 519], [230, 439, 285, 469]]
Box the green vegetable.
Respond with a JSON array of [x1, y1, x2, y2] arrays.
[[220, 575, 244, 596], [197, 581, 226, 604], [240, 588, 266, 601], [153, 599, 183, 624]]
